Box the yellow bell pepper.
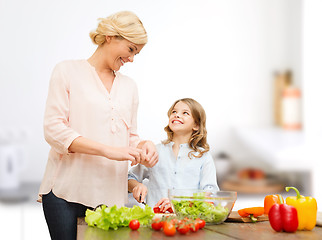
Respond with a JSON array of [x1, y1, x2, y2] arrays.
[[285, 186, 317, 230]]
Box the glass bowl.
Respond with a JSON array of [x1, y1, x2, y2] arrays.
[[168, 189, 237, 225]]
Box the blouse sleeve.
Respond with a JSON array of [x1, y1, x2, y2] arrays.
[[200, 152, 220, 191], [43, 63, 81, 155], [129, 83, 141, 147]]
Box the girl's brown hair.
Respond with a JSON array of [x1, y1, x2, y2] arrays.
[[163, 98, 209, 158]]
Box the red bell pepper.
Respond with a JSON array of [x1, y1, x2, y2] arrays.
[[268, 203, 298, 233]]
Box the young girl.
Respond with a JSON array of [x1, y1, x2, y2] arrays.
[[128, 98, 219, 212]]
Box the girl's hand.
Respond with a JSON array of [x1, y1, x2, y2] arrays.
[[138, 141, 158, 168], [132, 183, 148, 203], [155, 198, 172, 213], [104, 146, 142, 166]]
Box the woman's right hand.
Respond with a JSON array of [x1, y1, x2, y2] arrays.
[[104, 146, 143, 166], [132, 183, 148, 203], [69, 137, 143, 165]]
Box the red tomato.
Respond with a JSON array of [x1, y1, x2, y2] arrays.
[[196, 218, 206, 229], [170, 218, 178, 226], [167, 207, 174, 213], [153, 207, 161, 213], [151, 220, 163, 231], [189, 220, 200, 232], [129, 219, 140, 230], [177, 223, 190, 234], [163, 222, 176, 236]]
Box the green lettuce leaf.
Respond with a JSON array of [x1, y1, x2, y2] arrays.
[[85, 205, 154, 231]]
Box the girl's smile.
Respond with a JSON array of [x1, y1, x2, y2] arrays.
[[169, 101, 198, 135]]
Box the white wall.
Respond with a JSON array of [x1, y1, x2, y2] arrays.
[[302, 0, 322, 208], [0, 0, 302, 182]]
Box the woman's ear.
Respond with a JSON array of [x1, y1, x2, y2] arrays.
[[105, 35, 112, 43]]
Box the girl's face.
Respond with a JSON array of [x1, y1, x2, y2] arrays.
[[105, 36, 145, 71], [168, 101, 199, 135]]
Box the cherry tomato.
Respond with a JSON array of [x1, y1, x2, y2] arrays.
[[151, 220, 163, 231], [177, 223, 190, 234], [153, 207, 161, 213], [163, 222, 176, 236], [170, 218, 178, 226], [196, 218, 206, 229], [167, 207, 174, 213], [129, 219, 140, 230], [189, 220, 200, 232]]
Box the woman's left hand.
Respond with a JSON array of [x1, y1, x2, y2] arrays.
[[138, 140, 158, 168]]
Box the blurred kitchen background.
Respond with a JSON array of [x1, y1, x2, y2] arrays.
[[1, 0, 321, 239]]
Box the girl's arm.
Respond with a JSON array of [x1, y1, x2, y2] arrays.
[[128, 163, 149, 203], [128, 179, 147, 203]]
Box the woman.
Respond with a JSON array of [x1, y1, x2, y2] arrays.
[[38, 11, 158, 240]]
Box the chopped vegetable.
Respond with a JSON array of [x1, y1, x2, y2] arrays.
[[172, 200, 229, 224], [238, 207, 264, 222], [85, 205, 154, 230]]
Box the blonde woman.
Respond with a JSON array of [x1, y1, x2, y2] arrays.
[[39, 11, 158, 240], [128, 98, 219, 212]]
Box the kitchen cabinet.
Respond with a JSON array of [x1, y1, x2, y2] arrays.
[[0, 204, 22, 239], [0, 203, 50, 240], [22, 204, 50, 240], [234, 127, 307, 171], [0, 182, 50, 240], [233, 127, 313, 195]]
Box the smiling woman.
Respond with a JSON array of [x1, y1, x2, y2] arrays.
[[38, 10, 159, 240]]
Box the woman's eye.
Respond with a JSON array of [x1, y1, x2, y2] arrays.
[[183, 112, 189, 115], [129, 47, 134, 52], [172, 110, 176, 114]]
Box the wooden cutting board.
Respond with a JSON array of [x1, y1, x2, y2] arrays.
[[226, 211, 268, 223]]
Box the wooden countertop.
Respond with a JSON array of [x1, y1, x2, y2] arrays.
[[77, 217, 322, 240]]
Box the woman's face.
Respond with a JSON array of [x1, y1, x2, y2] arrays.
[[105, 36, 145, 71], [168, 101, 199, 135]]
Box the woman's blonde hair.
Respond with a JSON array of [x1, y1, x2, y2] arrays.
[[163, 98, 210, 158], [89, 11, 148, 45]]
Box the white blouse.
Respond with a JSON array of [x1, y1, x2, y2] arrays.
[[38, 59, 140, 208]]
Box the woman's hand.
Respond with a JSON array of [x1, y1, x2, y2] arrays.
[[138, 140, 158, 168], [69, 137, 142, 165], [104, 146, 143, 166], [132, 183, 148, 203], [155, 198, 172, 213]]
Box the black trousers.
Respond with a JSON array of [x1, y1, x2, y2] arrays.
[[42, 191, 92, 240]]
